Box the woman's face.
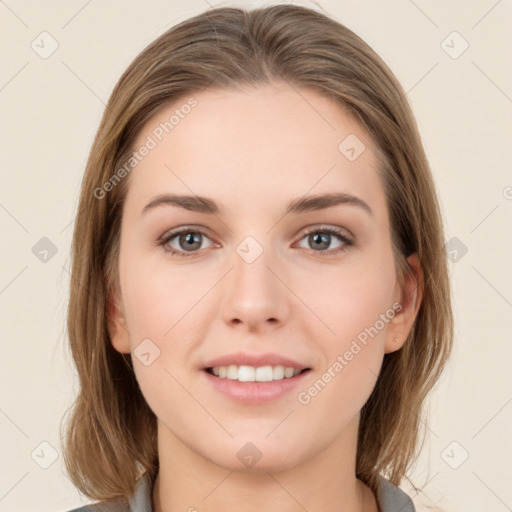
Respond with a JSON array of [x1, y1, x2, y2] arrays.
[[108, 82, 417, 471]]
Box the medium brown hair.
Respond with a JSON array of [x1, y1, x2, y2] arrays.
[[61, 3, 453, 504]]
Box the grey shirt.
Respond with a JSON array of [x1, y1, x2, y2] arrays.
[[66, 472, 415, 512]]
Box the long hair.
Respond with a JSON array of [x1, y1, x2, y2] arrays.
[[61, 3, 453, 503]]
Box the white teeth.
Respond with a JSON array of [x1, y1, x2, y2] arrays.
[[238, 365, 255, 381], [273, 365, 285, 380], [227, 364, 239, 380], [284, 367, 295, 378], [255, 366, 273, 382], [209, 364, 304, 382]]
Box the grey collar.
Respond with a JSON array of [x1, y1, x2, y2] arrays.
[[127, 472, 415, 512]]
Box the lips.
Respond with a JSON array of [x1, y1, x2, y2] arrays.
[[202, 363, 311, 404], [201, 352, 312, 401]]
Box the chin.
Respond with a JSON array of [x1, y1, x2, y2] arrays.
[[204, 434, 312, 473]]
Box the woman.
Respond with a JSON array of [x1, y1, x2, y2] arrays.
[[61, 4, 453, 511]]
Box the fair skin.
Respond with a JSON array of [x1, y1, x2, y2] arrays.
[[107, 82, 422, 512]]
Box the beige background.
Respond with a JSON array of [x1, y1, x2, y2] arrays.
[[1, 0, 511, 511]]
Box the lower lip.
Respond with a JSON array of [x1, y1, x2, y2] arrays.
[[202, 369, 311, 405]]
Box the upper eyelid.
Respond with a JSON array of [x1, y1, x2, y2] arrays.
[[300, 224, 353, 240], [160, 225, 216, 244]]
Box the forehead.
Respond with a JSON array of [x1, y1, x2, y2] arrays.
[[125, 82, 386, 216]]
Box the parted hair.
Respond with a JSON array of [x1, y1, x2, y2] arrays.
[[61, 3, 453, 504]]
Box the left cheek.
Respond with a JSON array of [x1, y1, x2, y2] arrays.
[[324, 275, 392, 340], [319, 280, 390, 390]]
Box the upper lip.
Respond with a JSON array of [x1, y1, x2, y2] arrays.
[[202, 352, 310, 370]]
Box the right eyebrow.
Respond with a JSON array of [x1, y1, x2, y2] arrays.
[[142, 194, 218, 215]]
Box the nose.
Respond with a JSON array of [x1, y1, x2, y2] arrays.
[[220, 238, 290, 333]]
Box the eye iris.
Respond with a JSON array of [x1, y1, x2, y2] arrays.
[[310, 232, 330, 250], [180, 232, 201, 251]]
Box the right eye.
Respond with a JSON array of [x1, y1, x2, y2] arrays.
[[159, 227, 217, 257]]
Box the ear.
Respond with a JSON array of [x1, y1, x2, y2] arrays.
[[106, 286, 132, 354], [384, 253, 423, 354]]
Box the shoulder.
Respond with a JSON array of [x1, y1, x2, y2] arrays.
[[64, 498, 130, 512], [376, 475, 416, 512], [63, 472, 152, 512]]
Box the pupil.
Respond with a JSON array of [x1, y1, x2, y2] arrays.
[[311, 233, 329, 250], [182, 232, 201, 250]]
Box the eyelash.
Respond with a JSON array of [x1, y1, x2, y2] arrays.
[[158, 225, 354, 258]]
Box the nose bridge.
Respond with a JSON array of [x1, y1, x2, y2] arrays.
[[220, 232, 289, 329]]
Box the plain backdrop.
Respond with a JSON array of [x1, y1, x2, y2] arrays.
[[1, 1, 511, 511]]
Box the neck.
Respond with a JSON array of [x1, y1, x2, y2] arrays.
[[152, 415, 378, 512]]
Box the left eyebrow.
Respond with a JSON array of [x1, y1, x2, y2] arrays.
[[285, 192, 373, 216], [141, 192, 373, 217]]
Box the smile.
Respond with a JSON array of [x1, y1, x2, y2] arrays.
[[206, 364, 310, 382]]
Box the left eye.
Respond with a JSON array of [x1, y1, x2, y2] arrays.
[[294, 226, 353, 254], [159, 225, 353, 257]]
